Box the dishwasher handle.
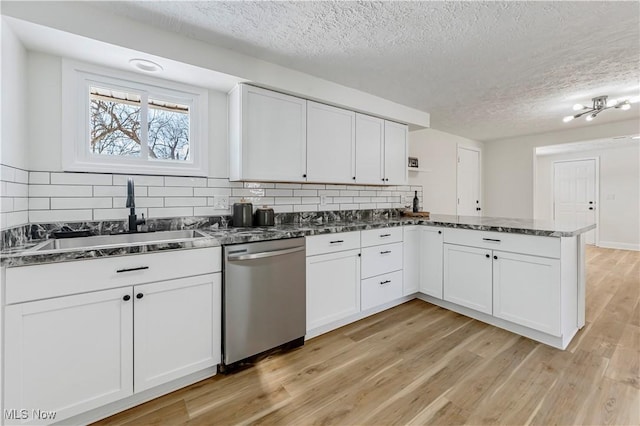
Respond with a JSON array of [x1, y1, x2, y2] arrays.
[[227, 246, 305, 261]]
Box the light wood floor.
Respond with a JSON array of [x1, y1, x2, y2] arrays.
[[95, 246, 639, 425]]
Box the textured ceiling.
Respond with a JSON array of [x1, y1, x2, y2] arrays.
[[94, 1, 640, 141]]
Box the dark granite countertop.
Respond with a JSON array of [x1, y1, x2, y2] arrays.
[[0, 214, 595, 268]]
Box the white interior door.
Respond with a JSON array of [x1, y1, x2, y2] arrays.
[[554, 159, 597, 244], [457, 147, 481, 216]]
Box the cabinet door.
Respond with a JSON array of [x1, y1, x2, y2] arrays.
[[443, 244, 492, 314], [493, 251, 561, 336], [307, 101, 356, 183], [306, 249, 361, 331], [4, 288, 133, 423], [241, 85, 307, 182], [355, 113, 384, 184], [383, 121, 408, 185], [134, 273, 221, 392], [420, 227, 444, 299], [403, 226, 420, 295]]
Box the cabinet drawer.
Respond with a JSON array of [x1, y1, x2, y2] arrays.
[[443, 228, 560, 258], [361, 227, 402, 248], [306, 231, 360, 256], [6, 247, 221, 304], [361, 242, 403, 279], [361, 270, 403, 311]]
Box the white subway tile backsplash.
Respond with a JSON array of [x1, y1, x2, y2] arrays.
[[293, 189, 317, 197], [359, 203, 377, 209], [50, 197, 112, 210], [112, 175, 164, 186], [265, 189, 293, 197], [275, 183, 302, 189], [14, 169, 29, 184], [1, 211, 28, 229], [318, 190, 340, 197], [29, 185, 93, 198], [0, 197, 14, 213], [232, 188, 266, 197], [50, 172, 112, 186], [6, 182, 28, 197], [300, 197, 321, 204], [273, 197, 301, 205], [93, 186, 127, 197], [164, 197, 207, 207], [148, 186, 193, 197], [1, 165, 16, 182], [93, 208, 148, 221], [339, 190, 359, 196], [194, 187, 231, 197], [149, 207, 193, 218], [325, 184, 347, 190], [244, 182, 275, 189], [332, 197, 353, 203], [272, 205, 294, 213], [208, 178, 230, 187], [29, 198, 50, 210], [113, 197, 164, 208], [294, 204, 318, 212], [164, 176, 206, 187], [194, 207, 230, 216], [28, 172, 50, 185], [29, 209, 93, 223], [13, 198, 28, 211], [339, 203, 359, 210], [301, 184, 326, 190]]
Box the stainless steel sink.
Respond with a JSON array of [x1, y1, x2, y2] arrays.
[[28, 229, 210, 252]]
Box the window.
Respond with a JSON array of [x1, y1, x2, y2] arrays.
[[62, 60, 208, 176]]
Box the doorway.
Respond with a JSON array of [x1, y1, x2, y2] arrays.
[[457, 146, 481, 216], [553, 159, 598, 245]]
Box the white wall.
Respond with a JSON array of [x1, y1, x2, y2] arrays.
[[535, 144, 640, 250], [408, 128, 483, 215], [484, 119, 640, 219]]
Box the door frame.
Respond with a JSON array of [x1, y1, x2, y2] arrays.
[[456, 145, 482, 216], [552, 157, 600, 246]]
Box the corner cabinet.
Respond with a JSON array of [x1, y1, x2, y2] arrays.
[[3, 247, 221, 425], [229, 84, 307, 182]]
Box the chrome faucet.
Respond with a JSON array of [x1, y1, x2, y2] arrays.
[[126, 178, 145, 232]]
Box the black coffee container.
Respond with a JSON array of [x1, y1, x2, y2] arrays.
[[254, 206, 275, 226], [232, 201, 253, 227]]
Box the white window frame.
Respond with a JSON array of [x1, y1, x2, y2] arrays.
[[62, 59, 209, 177]]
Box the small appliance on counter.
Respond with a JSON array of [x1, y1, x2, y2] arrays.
[[254, 205, 275, 226], [232, 199, 253, 227]]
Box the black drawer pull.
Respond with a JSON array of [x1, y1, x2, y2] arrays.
[[136, 293, 144, 299], [116, 266, 149, 273], [330, 240, 344, 244], [380, 250, 391, 254], [482, 238, 501, 242], [380, 280, 391, 285], [379, 234, 391, 238], [122, 295, 131, 301]]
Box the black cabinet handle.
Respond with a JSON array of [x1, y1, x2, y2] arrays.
[[116, 266, 149, 273], [589, 201, 593, 204], [482, 238, 501, 242], [380, 234, 391, 237], [380, 280, 391, 285], [476, 207, 481, 211], [330, 240, 344, 244], [123, 295, 131, 301], [380, 250, 391, 254], [589, 207, 594, 210], [385, 178, 389, 182], [438, 230, 442, 234], [485, 254, 490, 258], [136, 293, 144, 299], [353, 177, 356, 180], [494, 255, 498, 260], [303, 174, 307, 178]]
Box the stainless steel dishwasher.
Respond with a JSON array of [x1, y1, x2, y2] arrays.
[[222, 237, 306, 371]]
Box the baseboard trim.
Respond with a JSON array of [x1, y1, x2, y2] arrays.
[[597, 241, 640, 251]]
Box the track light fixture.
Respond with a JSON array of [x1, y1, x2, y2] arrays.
[[563, 95, 631, 123]]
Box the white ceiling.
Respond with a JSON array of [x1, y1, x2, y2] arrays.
[[87, 1, 640, 142]]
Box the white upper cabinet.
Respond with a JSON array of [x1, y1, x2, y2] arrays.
[[229, 84, 307, 182], [384, 121, 409, 185], [306, 101, 356, 183], [355, 113, 385, 185]]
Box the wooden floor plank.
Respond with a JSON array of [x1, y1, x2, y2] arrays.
[[94, 246, 640, 426]]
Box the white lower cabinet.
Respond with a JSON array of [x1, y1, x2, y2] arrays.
[[306, 248, 361, 331], [420, 227, 443, 298], [493, 251, 561, 336], [361, 270, 403, 311], [4, 288, 134, 424], [134, 274, 221, 392], [443, 243, 493, 315], [402, 226, 420, 295]]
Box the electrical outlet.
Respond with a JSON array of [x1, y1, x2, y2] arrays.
[[214, 196, 229, 210]]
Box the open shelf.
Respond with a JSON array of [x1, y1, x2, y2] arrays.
[[407, 167, 431, 173]]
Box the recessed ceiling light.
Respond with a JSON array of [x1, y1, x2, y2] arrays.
[[129, 58, 163, 73]]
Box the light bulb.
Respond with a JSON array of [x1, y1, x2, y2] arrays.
[[563, 115, 575, 123], [606, 98, 618, 107], [572, 104, 584, 111], [585, 113, 596, 121], [621, 103, 631, 110]]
